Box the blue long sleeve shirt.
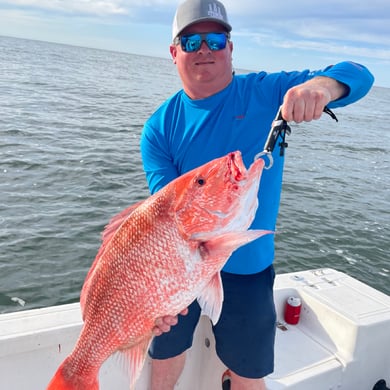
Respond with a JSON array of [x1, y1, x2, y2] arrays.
[[140, 61, 374, 274]]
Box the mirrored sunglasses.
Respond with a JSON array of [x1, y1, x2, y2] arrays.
[[175, 32, 229, 53]]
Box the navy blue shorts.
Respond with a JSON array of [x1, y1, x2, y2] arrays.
[[148, 265, 276, 378]]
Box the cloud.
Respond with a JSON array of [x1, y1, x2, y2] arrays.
[[0, 0, 129, 16], [0, 0, 181, 17], [237, 18, 390, 61], [225, 1, 389, 39], [1, 0, 389, 63], [225, 0, 387, 19], [223, 0, 390, 63]]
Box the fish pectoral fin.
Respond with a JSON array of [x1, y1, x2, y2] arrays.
[[117, 335, 153, 390], [202, 230, 273, 260], [197, 273, 224, 325]]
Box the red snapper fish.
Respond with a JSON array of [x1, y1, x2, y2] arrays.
[[47, 151, 270, 390]]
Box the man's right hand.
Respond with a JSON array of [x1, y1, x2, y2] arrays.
[[152, 308, 189, 336]]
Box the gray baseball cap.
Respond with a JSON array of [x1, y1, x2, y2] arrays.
[[172, 0, 232, 40]]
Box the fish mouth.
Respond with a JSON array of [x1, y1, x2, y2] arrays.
[[228, 150, 264, 185], [224, 151, 265, 232], [228, 151, 247, 182]]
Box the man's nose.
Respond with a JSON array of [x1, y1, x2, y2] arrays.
[[198, 40, 211, 52]]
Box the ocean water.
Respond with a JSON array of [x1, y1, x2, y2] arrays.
[[0, 36, 388, 314]]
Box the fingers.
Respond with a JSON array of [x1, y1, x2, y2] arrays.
[[153, 315, 178, 336], [282, 82, 332, 123], [152, 309, 189, 336]]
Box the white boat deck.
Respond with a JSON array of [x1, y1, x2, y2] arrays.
[[1, 268, 389, 389]]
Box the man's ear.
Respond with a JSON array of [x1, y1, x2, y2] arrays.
[[229, 40, 233, 53], [170, 45, 177, 64]]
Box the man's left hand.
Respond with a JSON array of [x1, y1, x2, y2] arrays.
[[281, 76, 347, 123]]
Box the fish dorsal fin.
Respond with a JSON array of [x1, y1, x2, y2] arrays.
[[197, 273, 224, 325], [80, 201, 144, 316], [102, 200, 144, 242], [117, 335, 153, 390]]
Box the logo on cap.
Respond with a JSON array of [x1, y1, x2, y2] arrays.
[[208, 3, 224, 20]]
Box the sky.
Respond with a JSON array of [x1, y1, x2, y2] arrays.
[[0, 0, 389, 87]]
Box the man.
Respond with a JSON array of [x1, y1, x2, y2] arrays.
[[140, 0, 374, 389]]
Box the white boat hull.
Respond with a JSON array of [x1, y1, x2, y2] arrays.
[[1, 268, 389, 389]]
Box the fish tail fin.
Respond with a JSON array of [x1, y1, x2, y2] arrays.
[[46, 364, 73, 390], [46, 360, 99, 390]]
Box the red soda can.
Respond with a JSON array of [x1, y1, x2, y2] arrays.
[[284, 296, 302, 325]]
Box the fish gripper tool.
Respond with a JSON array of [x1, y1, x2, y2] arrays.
[[255, 105, 338, 169]]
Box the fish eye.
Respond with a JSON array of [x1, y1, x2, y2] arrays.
[[195, 176, 206, 186]]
